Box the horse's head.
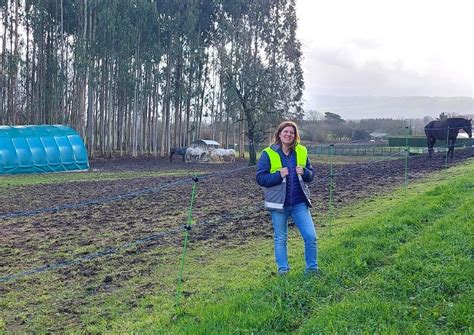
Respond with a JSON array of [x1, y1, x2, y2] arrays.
[[464, 119, 472, 138]]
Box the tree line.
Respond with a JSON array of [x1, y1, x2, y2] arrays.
[[0, 0, 303, 164], [300, 111, 470, 143]]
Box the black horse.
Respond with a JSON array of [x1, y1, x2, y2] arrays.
[[170, 147, 188, 162], [424, 118, 472, 159]]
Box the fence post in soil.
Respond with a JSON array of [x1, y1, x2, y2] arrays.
[[404, 126, 410, 195], [176, 174, 199, 306], [445, 126, 450, 169], [328, 144, 335, 236]]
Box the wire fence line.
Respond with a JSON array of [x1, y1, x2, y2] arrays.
[[0, 165, 256, 220], [0, 148, 406, 221], [309, 138, 474, 165], [306, 126, 409, 150], [3, 136, 473, 282], [0, 228, 183, 283], [421, 125, 473, 131], [3, 132, 471, 221], [308, 132, 472, 153], [0, 150, 422, 283], [304, 126, 409, 158], [0, 200, 268, 283], [319, 151, 406, 181]]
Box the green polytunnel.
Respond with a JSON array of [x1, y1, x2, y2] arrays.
[[0, 125, 89, 175]]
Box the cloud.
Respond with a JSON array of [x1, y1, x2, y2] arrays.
[[311, 48, 356, 69], [349, 38, 382, 50], [302, 45, 472, 98], [296, 0, 474, 102]]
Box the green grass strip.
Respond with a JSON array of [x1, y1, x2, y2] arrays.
[[162, 161, 473, 334]]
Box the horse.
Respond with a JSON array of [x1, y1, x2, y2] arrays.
[[169, 147, 188, 162], [210, 148, 236, 162], [424, 118, 472, 159], [185, 147, 208, 162]]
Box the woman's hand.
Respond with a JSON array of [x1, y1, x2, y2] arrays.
[[296, 167, 304, 175], [280, 167, 289, 178]]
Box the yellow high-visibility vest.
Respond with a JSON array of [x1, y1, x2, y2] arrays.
[[263, 144, 308, 173]]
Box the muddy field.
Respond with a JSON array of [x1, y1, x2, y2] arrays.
[[1, 148, 473, 331]]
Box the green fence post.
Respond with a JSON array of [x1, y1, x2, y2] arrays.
[[328, 144, 335, 236], [176, 174, 199, 305], [404, 126, 409, 195], [445, 126, 449, 168]]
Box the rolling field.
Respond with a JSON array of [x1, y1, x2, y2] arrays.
[[1, 150, 473, 333]]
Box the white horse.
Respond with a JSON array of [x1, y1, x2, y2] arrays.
[[185, 147, 207, 162], [210, 148, 236, 162]]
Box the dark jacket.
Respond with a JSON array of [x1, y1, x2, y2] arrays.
[[256, 144, 314, 210]]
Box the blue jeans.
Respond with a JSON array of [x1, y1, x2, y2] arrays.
[[270, 202, 318, 274]]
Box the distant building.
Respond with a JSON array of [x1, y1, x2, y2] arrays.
[[191, 139, 220, 150], [369, 132, 387, 140]]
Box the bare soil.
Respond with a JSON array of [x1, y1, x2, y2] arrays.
[[1, 148, 473, 331]]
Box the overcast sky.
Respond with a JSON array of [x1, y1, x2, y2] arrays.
[[296, 0, 474, 109]]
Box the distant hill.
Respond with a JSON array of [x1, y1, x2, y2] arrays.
[[311, 96, 474, 120]]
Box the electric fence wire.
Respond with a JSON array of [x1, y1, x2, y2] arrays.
[[422, 125, 473, 131], [0, 201, 267, 283], [1, 202, 272, 283], [313, 151, 406, 183], [0, 227, 183, 283], [0, 151, 409, 283], [4, 127, 469, 221], [3, 137, 472, 282], [305, 124, 472, 153], [305, 126, 408, 150], [0, 166, 257, 282], [0, 164, 256, 220], [307, 137, 474, 183], [451, 138, 474, 147]]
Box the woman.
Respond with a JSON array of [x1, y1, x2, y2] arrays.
[[256, 120, 318, 275]]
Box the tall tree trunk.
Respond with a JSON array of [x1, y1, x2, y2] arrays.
[[239, 111, 245, 159], [196, 55, 209, 139], [85, 0, 94, 158], [0, 2, 7, 124], [173, 45, 182, 147], [160, 54, 172, 157], [184, 57, 194, 146], [99, 57, 107, 155], [132, 34, 140, 157]]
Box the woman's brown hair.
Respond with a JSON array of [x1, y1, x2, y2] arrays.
[[272, 120, 301, 149]]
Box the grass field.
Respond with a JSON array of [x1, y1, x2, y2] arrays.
[[1, 160, 473, 333], [161, 161, 474, 334]]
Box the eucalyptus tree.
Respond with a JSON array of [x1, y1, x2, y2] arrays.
[[217, 0, 304, 165], [0, 0, 9, 124], [0, 0, 22, 125], [0, 0, 303, 161]]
